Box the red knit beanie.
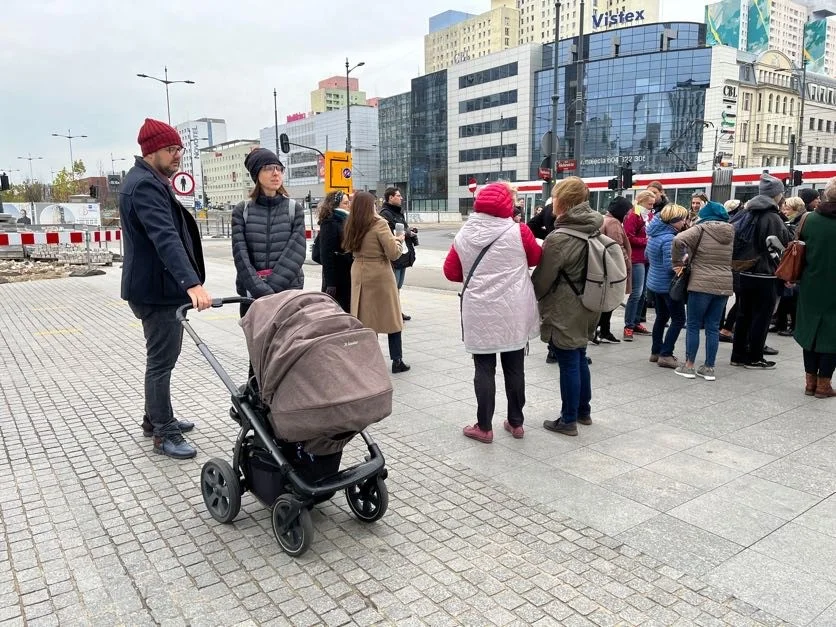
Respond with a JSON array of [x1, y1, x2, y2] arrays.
[[473, 183, 514, 218], [137, 118, 183, 157]]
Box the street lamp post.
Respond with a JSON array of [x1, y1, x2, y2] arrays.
[[110, 153, 128, 175], [51, 129, 87, 174], [17, 153, 44, 181], [345, 58, 365, 153], [546, 0, 562, 198], [136, 66, 195, 125], [573, 0, 586, 169], [499, 114, 505, 174]]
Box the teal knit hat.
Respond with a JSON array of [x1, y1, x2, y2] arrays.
[[698, 201, 729, 223]]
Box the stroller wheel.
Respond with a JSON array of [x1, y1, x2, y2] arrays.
[[345, 476, 388, 523], [271, 495, 314, 557], [201, 458, 242, 524]]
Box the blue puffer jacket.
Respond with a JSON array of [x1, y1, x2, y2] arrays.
[[646, 218, 677, 294]]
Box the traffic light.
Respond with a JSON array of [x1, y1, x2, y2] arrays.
[[793, 170, 803, 186], [305, 191, 312, 203], [607, 178, 618, 190], [621, 163, 633, 189], [0, 173, 9, 191], [89, 185, 98, 199], [279, 133, 291, 154]]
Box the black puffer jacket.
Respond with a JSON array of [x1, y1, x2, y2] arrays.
[[231, 195, 306, 298], [379, 202, 416, 269], [740, 195, 791, 277]]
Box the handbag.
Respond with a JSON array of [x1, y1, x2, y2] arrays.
[[669, 227, 704, 303], [775, 212, 809, 283]]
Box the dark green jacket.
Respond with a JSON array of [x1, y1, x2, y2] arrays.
[[532, 202, 603, 349], [794, 203, 836, 353]]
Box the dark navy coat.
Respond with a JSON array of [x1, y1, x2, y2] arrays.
[[119, 157, 205, 306]]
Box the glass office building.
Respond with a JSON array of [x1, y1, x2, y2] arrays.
[[378, 92, 411, 192], [410, 70, 448, 211], [532, 22, 712, 179]]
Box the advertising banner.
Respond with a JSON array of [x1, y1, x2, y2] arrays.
[[804, 19, 827, 76], [705, 0, 741, 48], [747, 0, 770, 55]]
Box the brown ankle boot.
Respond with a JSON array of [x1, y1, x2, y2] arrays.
[[805, 373, 818, 396], [815, 377, 836, 399]]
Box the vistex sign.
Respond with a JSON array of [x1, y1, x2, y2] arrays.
[[592, 10, 645, 30]]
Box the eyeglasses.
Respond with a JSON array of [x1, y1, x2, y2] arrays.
[[166, 146, 185, 157], [262, 164, 285, 174]]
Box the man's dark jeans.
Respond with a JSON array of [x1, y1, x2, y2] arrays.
[[130, 303, 184, 436]]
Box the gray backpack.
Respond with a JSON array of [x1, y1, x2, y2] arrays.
[[552, 228, 628, 313]]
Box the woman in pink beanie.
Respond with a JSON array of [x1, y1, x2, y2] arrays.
[[443, 182, 542, 443]]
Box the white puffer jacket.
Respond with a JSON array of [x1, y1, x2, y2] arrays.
[[454, 212, 540, 354]]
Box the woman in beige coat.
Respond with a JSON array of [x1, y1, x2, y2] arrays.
[[343, 191, 410, 373]]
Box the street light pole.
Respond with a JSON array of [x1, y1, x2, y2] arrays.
[[796, 60, 807, 165], [274, 88, 280, 155], [17, 153, 44, 181], [110, 153, 127, 175], [546, 0, 562, 198], [345, 58, 365, 153], [573, 0, 585, 170], [51, 129, 87, 174], [136, 67, 195, 125]]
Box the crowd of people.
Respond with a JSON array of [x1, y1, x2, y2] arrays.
[[118, 117, 835, 458]]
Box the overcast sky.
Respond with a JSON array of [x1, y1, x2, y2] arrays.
[[1, 0, 709, 182]]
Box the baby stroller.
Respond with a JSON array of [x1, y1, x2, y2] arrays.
[[177, 292, 392, 557]]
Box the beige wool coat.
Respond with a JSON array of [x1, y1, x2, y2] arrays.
[[350, 216, 404, 334]]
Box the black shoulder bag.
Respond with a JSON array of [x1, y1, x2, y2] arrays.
[[670, 226, 704, 303]]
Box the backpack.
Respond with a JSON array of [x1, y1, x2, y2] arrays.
[[730, 210, 759, 272], [240, 291, 392, 456], [545, 228, 628, 313]]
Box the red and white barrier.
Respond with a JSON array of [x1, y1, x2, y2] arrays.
[[0, 230, 121, 247]]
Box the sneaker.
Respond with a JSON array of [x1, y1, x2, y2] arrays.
[[657, 355, 679, 369], [674, 365, 696, 379], [730, 360, 746, 367], [599, 332, 621, 344], [503, 420, 525, 439], [763, 346, 779, 356], [153, 433, 197, 459], [463, 424, 493, 443], [577, 415, 592, 426], [623, 328, 634, 342], [543, 418, 578, 436], [634, 324, 651, 335], [401, 313, 411, 321], [649, 354, 659, 363], [696, 365, 716, 381], [142, 417, 195, 438], [744, 359, 777, 370]]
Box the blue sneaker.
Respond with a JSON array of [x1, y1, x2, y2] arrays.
[[153, 433, 197, 459]]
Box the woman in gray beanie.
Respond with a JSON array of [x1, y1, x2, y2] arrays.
[[231, 148, 306, 316]]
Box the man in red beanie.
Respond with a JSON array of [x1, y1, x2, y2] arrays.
[[119, 118, 211, 459]]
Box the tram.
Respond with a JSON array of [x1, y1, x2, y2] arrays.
[[508, 163, 836, 216]]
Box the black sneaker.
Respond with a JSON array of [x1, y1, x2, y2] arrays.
[[763, 346, 779, 356], [599, 332, 621, 344], [153, 433, 197, 459], [744, 359, 776, 370], [543, 418, 578, 436]]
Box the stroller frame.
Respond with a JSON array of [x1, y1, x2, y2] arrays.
[[177, 297, 389, 557]]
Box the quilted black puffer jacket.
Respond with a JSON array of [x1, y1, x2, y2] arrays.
[[231, 195, 306, 298]]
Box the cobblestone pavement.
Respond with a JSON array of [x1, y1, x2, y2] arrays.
[[0, 259, 832, 625]]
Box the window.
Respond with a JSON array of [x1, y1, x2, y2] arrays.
[[756, 124, 760, 141], [458, 116, 518, 138], [810, 117, 816, 131], [458, 170, 517, 185], [828, 121, 833, 133], [816, 147, 822, 163], [458, 62, 518, 89], [790, 99, 794, 115], [781, 126, 785, 143], [766, 124, 771, 142], [743, 92, 752, 111], [741, 122, 748, 142], [459, 144, 518, 162], [768, 94, 773, 112], [458, 89, 518, 113], [808, 146, 814, 162], [818, 119, 824, 131], [825, 148, 830, 162], [758, 93, 762, 112]]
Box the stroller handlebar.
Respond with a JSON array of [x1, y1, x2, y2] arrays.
[[176, 296, 254, 322]]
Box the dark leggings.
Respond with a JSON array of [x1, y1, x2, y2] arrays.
[[387, 332, 403, 362], [597, 310, 613, 335], [473, 350, 526, 431], [722, 302, 738, 332], [803, 350, 836, 378]]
